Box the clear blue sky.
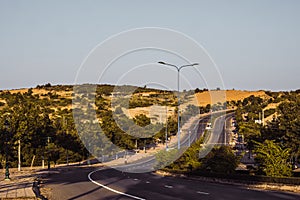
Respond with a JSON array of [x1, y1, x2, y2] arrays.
[[0, 0, 299, 91]]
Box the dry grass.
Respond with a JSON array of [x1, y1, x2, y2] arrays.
[[7, 88, 72, 98], [193, 90, 269, 106]]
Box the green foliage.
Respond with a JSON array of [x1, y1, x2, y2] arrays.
[[168, 138, 204, 171], [180, 104, 199, 125], [204, 104, 211, 113], [234, 90, 300, 177], [0, 90, 85, 167], [254, 140, 292, 177], [277, 100, 300, 155], [194, 88, 208, 93], [155, 149, 180, 170], [133, 114, 150, 127], [200, 146, 239, 174], [263, 108, 276, 118]]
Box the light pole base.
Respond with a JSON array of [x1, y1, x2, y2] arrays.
[[5, 165, 10, 180]]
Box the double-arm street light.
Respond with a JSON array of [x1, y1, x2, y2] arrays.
[[158, 61, 199, 149]]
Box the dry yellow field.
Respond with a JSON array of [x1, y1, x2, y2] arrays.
[[189, 90, 268, 106]]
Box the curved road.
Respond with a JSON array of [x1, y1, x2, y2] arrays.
[[45, 166, 300, 200]]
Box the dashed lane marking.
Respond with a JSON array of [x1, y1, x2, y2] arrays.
[[197, 191, 210, 195]]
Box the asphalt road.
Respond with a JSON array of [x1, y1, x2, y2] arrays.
[[217, 113, 235, 144], [44, 113, 300, 200], [44, 166, 300, 200]]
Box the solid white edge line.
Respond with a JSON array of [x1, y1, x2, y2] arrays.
[[88, 168, 146, 200]]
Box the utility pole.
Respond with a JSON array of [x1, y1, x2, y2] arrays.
[[62, 116, 69, 166], [262, 109, 265, 126], [47, 136, 51, 170], [18, 139, 21, 171], [188, 130, 191, 147], [165, 105, 168, 151]]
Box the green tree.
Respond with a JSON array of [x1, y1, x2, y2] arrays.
[[277, 101, 300, 156], [168, 138, 204, 171], [254, 140, 292, 177], [133, 114, 150, 127], [200, 146, 239, 174]]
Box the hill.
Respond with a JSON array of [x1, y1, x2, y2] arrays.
[[2, 86, 270, 108], [0, 86, 273, 123]]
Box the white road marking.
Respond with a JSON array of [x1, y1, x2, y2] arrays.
[[164, 185, 173, 189], [197, 191, 210, 195], [88, 168, 146, 200], [133, 178, 139, 181], [145, 181, 150, 184]]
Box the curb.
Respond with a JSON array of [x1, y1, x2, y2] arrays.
[[155, 170, 300, 194]]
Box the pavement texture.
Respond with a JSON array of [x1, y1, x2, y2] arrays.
[[0, 168, 37, 199]]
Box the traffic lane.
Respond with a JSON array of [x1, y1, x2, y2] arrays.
[[205, 115, 225, 145], [90, 168, 207, 200], [90, 168, 300, 200], [180, 116, 210, 148], [44, 167, 126, 200], [113, 156, 156, 173], [217, 113, 234, 144]]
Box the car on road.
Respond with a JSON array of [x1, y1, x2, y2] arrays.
[[205, 122, 212, 130]]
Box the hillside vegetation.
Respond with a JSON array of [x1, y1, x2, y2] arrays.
[[0, 84, 298, 177]]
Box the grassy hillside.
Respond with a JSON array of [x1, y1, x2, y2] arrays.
[[1, 86, 271, 115], [0, 85, 276, 125]]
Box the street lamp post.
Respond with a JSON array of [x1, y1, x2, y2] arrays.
[[18, 139, 21, 171], [165, 104, 168, 151], [188, 130, 191, 147], [4, 120, 10, 180], [46, 136, 51, 170], [158, 61, 199, 149]]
